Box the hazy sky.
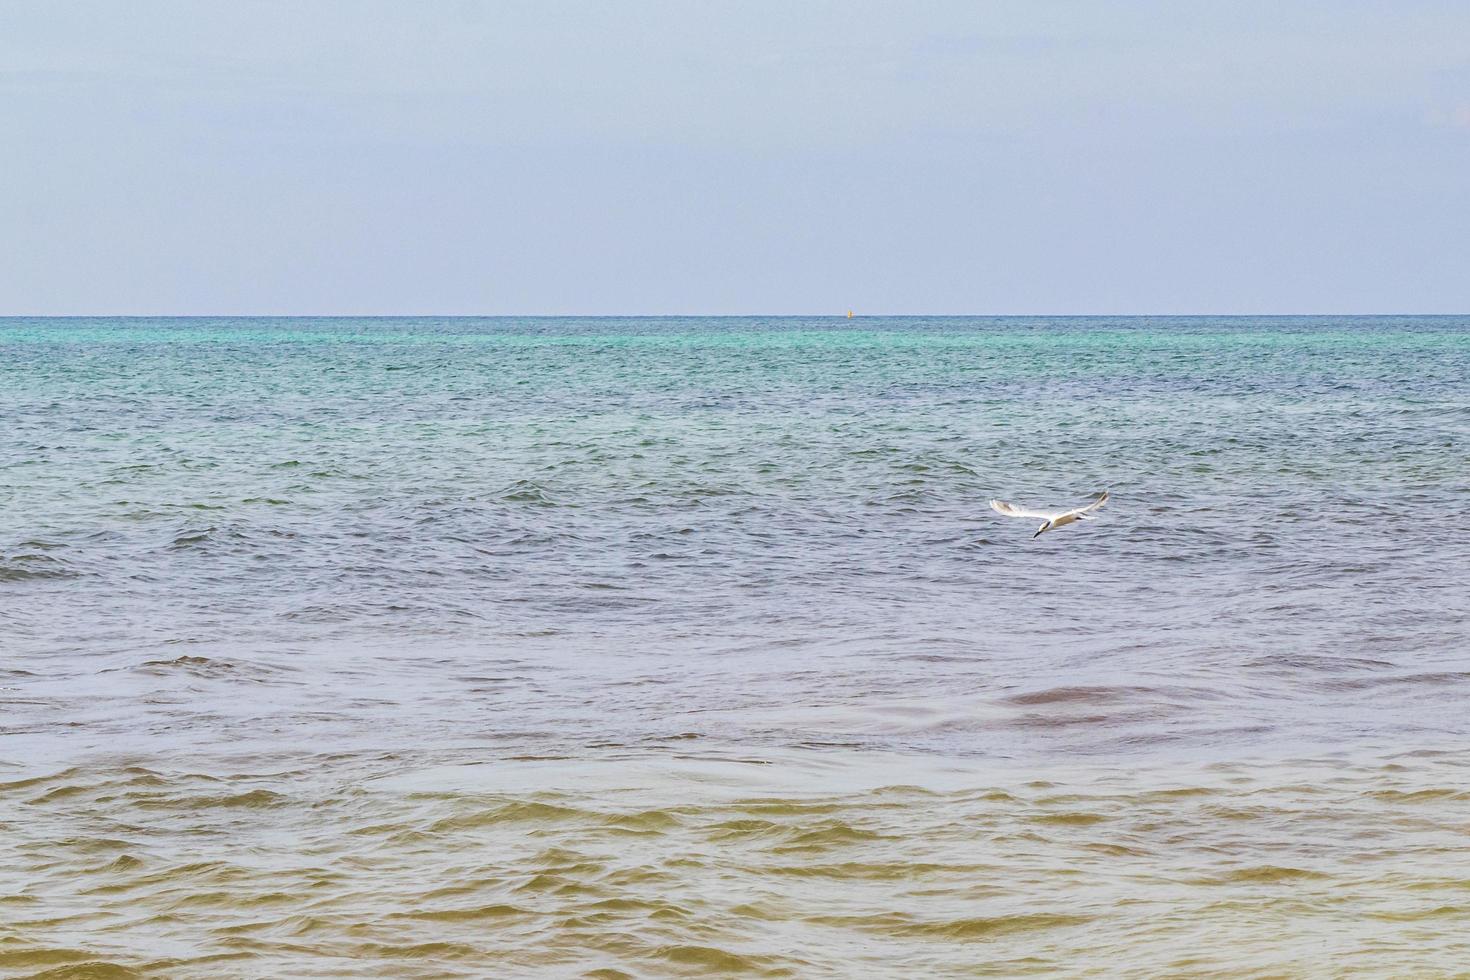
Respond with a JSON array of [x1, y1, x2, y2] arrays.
[[3, 1, 1468, 314]]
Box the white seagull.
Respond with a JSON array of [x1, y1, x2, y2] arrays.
[[990, 490, 1109, 538]]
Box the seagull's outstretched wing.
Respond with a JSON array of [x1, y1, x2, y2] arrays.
[[1064, 490, 1110, 520], [990, 499, 1059, 520]]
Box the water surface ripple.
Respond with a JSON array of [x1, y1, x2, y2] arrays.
[[2, 316, 1468, 976]]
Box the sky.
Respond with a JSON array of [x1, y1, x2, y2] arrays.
[[2, 0, 1468, 315]]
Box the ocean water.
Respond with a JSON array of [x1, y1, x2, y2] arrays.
[[2, 315, 1468, 976]]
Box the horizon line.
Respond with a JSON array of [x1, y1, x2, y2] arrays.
[[3, 312, 1467, 320]]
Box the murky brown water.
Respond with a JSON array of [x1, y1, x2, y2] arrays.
[[4, 750, 1470, 977]]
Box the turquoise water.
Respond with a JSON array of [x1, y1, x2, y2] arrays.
[[2, 316, 1469, 975]]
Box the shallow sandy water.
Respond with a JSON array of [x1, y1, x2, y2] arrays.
[[4, 749, 1470, 977]]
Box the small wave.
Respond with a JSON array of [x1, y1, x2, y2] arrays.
[[1005, 684, 1154, 706], [5, 957, 143, 979], [396, 903, 534, 923], [428, 802, 589, 832], [0, 552, 76, 581], [1028, 810, 1109, 826], [656, 944, 780, 974], [130, 789, 286, 810], [167, 528, 216, 548], [810, 911, 1093, 940], [351, 941, 481, 959], [775, 821, 887, 851], [496, 479, 558, 505], [1205, 865, 1329, 884], [129, 655, 281, 682]]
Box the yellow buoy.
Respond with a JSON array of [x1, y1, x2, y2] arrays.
[[846, 309, 853, 318]]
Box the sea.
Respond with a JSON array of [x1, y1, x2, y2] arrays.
[[2, 316, 1468, 977]]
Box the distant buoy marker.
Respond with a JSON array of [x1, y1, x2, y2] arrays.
[[846, 309, 853, 318]]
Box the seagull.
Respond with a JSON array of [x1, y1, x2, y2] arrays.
[[990, 490, 1109, 538]]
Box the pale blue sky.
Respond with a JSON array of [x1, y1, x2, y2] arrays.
[[3, 1, 1468, 314]]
